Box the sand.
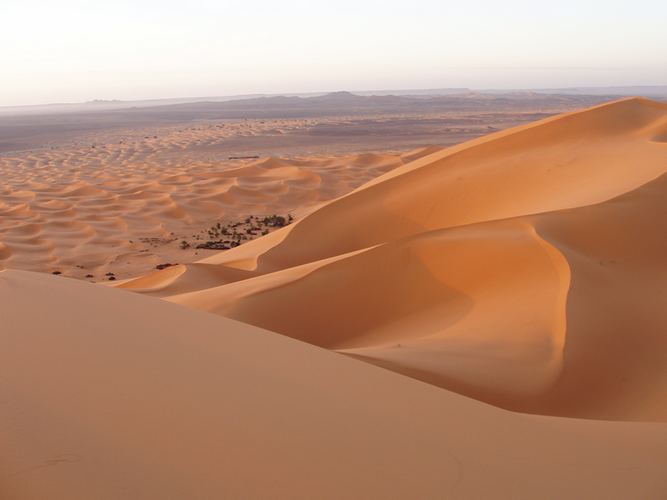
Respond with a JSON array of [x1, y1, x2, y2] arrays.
[[2, 269, 667, 499], [2, 97, 667, 498], [0, 92, 607, 280], [0, 144, 438, 279]]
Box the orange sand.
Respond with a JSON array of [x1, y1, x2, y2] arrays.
[[0, 143, 435, 279], [2, 97, 667, 498], [125, 98, 667, 421], [3, 269, 667, 499]]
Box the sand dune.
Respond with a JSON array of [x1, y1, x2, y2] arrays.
[[2, 269, 667, 499], [3, 97, 667, 497], [120, 98, 667, 421]]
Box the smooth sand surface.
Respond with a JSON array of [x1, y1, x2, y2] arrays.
[[3, 97, 667, 498], [121, 98, 667, 421], [2, 269, 667, 499]]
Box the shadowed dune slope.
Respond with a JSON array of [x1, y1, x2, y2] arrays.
[[122, 98, 667, 421], [2, 270, 667, 499]]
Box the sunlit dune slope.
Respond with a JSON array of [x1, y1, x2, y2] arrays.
[[2, 270, 667, 499], [122, 97, 667, 421], [198, 97, 667, 272]]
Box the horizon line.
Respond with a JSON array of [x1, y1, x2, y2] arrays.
[[2, 84, 667, 111]]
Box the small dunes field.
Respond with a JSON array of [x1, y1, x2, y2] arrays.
[[0, 137, 438, 279]]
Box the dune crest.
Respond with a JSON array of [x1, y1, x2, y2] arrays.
[[123, 98, 667, 421]]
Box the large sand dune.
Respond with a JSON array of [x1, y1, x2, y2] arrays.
[[122, 98, 667, 422], [2, 269, 667, 498], [3, 97, 667, 498]]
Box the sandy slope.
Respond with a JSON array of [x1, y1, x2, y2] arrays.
[[2, 269, 667, 499], [120, 98, 667, 421]]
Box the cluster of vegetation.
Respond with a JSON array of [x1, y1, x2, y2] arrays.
[[155, 263, 176, 270], [185, 213, 294, 250]]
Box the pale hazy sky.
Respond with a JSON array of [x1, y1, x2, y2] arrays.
[[3, 0, 667, 106]]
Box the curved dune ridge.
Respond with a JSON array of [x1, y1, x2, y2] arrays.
[[122, 97, 667, 422]]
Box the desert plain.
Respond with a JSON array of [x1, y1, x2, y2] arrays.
[[2, 91, 667, 499]]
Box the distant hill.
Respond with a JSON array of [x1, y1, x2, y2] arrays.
[[6, 85, 663, 118], [109, 91, 610, 121]]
